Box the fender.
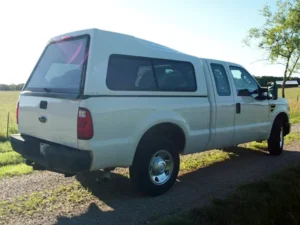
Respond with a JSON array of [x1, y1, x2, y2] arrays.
[[267, 100, 290, 139], [130, 111, 190, 163]]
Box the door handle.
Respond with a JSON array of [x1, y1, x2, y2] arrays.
[[236, 103, 241, 114], [39, 101, 48, 109]]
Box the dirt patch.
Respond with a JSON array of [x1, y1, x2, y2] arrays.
[[1, 130, 300, 225]]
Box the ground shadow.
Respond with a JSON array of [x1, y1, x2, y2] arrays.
[[55, 145, 300, 225]]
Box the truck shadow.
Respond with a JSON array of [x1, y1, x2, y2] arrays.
[[55, 145, 300, 225]]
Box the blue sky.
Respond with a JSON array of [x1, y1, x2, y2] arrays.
[[1, 0, 293, 84]]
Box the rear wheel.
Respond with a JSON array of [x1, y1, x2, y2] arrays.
[[268, 118, 284, 155], [129, 138, 180, 196]]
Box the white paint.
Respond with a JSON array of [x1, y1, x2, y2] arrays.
[[17, 28, 290, 171]]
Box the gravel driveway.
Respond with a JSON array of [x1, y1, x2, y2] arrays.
[[1, 126, 300, 225]]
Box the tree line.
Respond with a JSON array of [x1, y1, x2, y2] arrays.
[[254, 76, 300, 86], [1, 75, 299, 92], [0, 84, 24, 91]]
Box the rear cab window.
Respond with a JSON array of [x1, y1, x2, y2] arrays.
[[210, 63, 231, 96], [24, 35, 90, 95]]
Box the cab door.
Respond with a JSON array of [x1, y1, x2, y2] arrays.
[[207, 60, 235, 149], [226, 64, 271, 145]]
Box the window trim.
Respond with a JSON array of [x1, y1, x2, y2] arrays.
[[106, 54, 197, 92], [210, 63, 231, 96]]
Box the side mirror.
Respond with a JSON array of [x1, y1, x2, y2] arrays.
[[237, 89, 251, 96], [267, 82, 278, 100]]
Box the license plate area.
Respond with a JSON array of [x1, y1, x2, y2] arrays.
[[40, 143, 50, 155]]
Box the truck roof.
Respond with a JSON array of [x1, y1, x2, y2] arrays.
[[52, 28, 238, 66]]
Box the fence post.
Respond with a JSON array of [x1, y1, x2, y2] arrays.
[[6, 112, 10, 139]]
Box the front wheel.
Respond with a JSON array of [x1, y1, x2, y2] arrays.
[[268, 118, 284, 156], [129, 138, 180, 196]]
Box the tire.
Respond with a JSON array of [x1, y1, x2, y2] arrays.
[[268, 118, 284, 156], [129, 138, 180, 197]]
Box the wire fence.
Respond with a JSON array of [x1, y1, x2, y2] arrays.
[[1, 95, 299, 140], [6, 112, 10, 139], [1, 111, 17, 141]]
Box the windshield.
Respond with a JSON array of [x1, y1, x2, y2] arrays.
[[25, 35, 89, 93]]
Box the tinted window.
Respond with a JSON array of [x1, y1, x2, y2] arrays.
[[153, 59, 196, 91], [210, 63, 231, 96], [106, 55, 156, 91], [25, 36, 89, 93], [106, 55, 197, 92], [229, 66, 258, 93]]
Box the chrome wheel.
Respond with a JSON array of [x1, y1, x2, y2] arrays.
[[280, 126, 284, 148], [149, 150, 174, 185]]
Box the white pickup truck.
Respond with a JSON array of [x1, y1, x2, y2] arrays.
[[10, 28, 291, 196]]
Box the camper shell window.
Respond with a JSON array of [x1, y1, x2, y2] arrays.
[[106, 54, 197, 92]]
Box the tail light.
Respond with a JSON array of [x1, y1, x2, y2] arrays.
[[16, 101, 19, 124], [77, 108, 93, 140]]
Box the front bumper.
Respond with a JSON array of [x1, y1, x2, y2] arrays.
[[10, 134, 92, 174], [284, 122, 291, 136]]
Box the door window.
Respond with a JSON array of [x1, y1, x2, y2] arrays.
[[229, 66, 258, 94]]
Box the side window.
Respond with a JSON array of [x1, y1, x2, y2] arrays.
[[106, 55, 156, 91], [153, 59, 197, 92], [210, 63, 231, 96], [106, 54, 197, 92], [229, 66, 258, 93]]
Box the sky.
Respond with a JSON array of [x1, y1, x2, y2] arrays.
[[0, 0, 295, 84]]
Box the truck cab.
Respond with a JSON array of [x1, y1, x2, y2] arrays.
[[205, 59, 290, 150], [10, 28, 291, 197]]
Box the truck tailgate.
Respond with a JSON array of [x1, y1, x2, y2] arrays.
[[18, 95, 79, 149]]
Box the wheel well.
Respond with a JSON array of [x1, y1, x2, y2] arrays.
[[274, 112, 289, 135], [138, 123, 186, 153]]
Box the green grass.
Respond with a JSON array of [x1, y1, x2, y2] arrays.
[[0, 152, 25, 166], [0, 91, 31, 178], [0, 91, 19, 141], [158, 165, 300, 225], [0, 141, 12, 153], [0, 89, 298, 140], [0, 182, 93, 218], [0, 141, 32, 179], [0, 132, 299, 220], [158, 133, 300, 225], [0, 164, 33, 179], [244, 131, 300, 150], [279, 87, 300, 124], [180, 150, 237, 174], [0, 88, 298, 180]]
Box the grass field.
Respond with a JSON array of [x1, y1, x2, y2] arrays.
[[0, 91, 31, 178], [0, 90, 299, 222], [0, 88, 299, 140], [0, 88, 299, 179], [0, 132, 299, 221], [0, 91, 18, 141], [283, 88, 300, 124]]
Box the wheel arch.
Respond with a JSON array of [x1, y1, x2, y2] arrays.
[[138, 122, 186, 152], [271, 112, 290, 136], [131, 122, 186, 166]]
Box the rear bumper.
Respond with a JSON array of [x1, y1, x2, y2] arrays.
[[10, 134, 92, 174]]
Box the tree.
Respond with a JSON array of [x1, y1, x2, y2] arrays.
[[243, 0, 300, 97], [0, 83, 24, 91]]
